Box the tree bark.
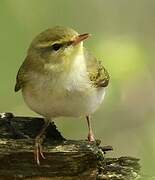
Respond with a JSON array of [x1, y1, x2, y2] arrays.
[[0, 112, 141, 180]]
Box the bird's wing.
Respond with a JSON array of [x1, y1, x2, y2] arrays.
[[14, 58, 29, 92], [85, 50, 110, 88]]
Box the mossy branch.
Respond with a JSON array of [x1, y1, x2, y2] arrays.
[[0, 112, 141, 180]]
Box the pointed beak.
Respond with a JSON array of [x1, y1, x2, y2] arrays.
[[72, 33, 91, 46]]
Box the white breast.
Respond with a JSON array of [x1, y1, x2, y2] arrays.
[[22, 52, 105, 119]]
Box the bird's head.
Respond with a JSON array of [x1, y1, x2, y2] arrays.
[[28, 26, 90, 67]]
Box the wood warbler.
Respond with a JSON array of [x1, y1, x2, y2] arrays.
[[15, 26, 110, 165]]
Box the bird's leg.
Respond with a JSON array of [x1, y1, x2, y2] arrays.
[[86, 115, 95, 142], [34, 119, 50, 165]]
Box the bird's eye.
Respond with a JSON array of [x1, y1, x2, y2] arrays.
[[52, 43, 62, 51]]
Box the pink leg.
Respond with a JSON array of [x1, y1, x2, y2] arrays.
[[34, 119, 50, 165], [86, 116, 95, 142]]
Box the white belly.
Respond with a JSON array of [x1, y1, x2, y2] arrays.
[[22, 81, 105, 118], [22, 51, 105, 119]]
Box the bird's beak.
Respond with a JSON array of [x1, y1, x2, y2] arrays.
[[72, 33, 91, 46]]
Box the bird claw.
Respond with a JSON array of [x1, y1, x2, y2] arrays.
[[34, 137, 46, 165], [39, 144, 46, 159], [87, 132, 95, 142]]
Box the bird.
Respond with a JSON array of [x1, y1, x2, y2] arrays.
[[15, 26, 110, 165]]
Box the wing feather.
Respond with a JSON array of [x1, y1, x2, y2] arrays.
[[85, 50, 110, 88], [14, 57, 29, 92]]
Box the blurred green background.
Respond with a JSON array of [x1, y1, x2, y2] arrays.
[[0, 0, 155, 176]]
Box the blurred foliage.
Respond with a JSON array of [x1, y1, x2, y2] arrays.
[[0, 0, 155, 176]]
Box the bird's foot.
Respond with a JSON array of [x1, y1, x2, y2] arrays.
[[87, 131, 95, 142], [34, 135, 46, 165]]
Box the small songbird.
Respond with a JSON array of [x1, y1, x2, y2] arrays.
[[15, 26, 110, 165]]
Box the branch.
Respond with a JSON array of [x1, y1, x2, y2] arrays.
[[0, 112, 141, 179]]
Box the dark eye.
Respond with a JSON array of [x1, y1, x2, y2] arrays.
[[52, 43, 62, 51]]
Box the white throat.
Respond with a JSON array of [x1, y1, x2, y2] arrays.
[[64, 48, 89, 91]]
